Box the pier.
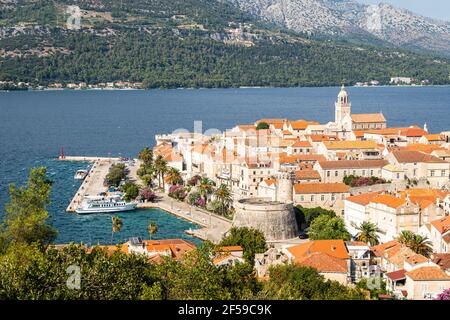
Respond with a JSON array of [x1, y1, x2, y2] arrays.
[[65, 158, 118, 212]]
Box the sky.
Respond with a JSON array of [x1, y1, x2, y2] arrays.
[[357, 0, 450, 21]]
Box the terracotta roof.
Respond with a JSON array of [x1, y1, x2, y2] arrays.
[[351, 113, 386, 123], [355, 126, 425, 137], [278, 154, 326, 164], [370, 194, 406, 209], [262, 178, 277, 187], [405, 266, 450, 281], [346, 192, 380, 206], [293, 183, 350, 194], [432, 253, 450, 271], [399, 127, 428, 137], [219, 246, 243, 252], [386, 269, 406, 281], [318, 159, 388, 169], [430, 216, 450, 234], [392, 150, 447, 163], [143, 239, 196, 261], [323, 140, 379, 150], [295, 252, 348, 273], [295, 169, 321, 180], [424, 134, 444, 141], [370, 240, 401, 257], [291, 140, 312, 148], [307, 134, 339, 142], [287, 240, 350, 260], [290, 120, 320, 130], [401, 144, 443, 154]]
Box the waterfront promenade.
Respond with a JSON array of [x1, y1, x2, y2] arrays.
[[138, 192, 232, 244]]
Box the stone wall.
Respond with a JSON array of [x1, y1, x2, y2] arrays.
[[233, 198, 299, 241]]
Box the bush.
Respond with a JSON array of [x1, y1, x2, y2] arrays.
[[168, 185, 186, 201], [188, 191, 201, 205], [122, 182, 140, 201], [105, 164, 127, 187], [141, 188, 156, 202]]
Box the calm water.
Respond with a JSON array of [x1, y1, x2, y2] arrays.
[[0, 86, 449, 244]]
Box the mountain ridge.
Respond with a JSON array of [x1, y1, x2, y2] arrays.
[[226, 0, 450, 57]]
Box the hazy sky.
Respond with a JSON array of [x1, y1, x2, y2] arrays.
[[357, 0, 449, 21]]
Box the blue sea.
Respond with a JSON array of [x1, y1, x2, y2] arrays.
[[0, 86, 449, 245]]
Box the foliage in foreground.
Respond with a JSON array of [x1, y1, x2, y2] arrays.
[[0, 167, 366, 300]]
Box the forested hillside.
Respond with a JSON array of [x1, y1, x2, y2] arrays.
[[0, 0, 449, 88]]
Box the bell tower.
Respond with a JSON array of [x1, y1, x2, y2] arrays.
[[335, 85, 352, 131]]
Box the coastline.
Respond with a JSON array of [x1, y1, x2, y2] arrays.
[[1, 84, 449, 93]]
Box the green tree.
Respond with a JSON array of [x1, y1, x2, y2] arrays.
[[256, 122, 269, 130], [148, 221, 158, 240], [353, 221, 380, 246], [154, 155, 168, 189], [166, 167, 183, 185], [220, 227, 267, 264], [296, 206, 336, 228], [258, 264, 365, 300], [111, 216, 123, 245], [214, 184, 232, 216], [309, 215, 351, 241], [397, 231, 433, 258], [1, 167, 57, 249], [122, 181, 140, 201], [105, 163, 127, 187], [198, 177, 215, 203], [138, 147, 153, 165]]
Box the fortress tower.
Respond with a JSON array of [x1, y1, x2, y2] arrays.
[[274, 170, 295, 203]]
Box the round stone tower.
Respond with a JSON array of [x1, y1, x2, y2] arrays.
[[232, 198, 299, 241], [275, 170, 295, 203]]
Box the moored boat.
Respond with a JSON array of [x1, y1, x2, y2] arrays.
[[75, 195, 137, 214], [74, 169, 89, 180]]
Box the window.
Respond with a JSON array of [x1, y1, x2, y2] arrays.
[[311, 195, 315, 202], [335, 171, 338, 177], [321, 195, 325, 201], [327, 171, 330, 177], [442, 170, 446, 177], [430, 170, 435, 177], [300, 196, 304, 201], [362, 170, 366, 176], [331, 194, 336, 201]]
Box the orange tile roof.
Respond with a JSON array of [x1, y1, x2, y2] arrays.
[[423, 134, 444, 141], [370, 240, 401, 257], [287, 240, 350, 260], [219, 246, 243, 252], [346, 192, 380, 206], [323, 140, 379, 150], [290, 120, 320, 130], [143, 239, 196, 261], [351, 113, 386, 123], [295, 252, 348, 273], [392, 150, 447, 163], [291, 140, 312, 148], [370, 194, 406, 209], [430, 216, 450, 234], [307, 134, 339, 142], [405, 266, 450, 281], [293, 183, 350, 194], [318, 159, 388, 169], [262, 178, 277, 186], [432, 253, 450, 271], [404, 144, 445, 154], [294, 169, 321, 180]]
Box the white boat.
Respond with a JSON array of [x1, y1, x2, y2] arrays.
[[75, 195, 137, 214], [74, 169, 88, 180]]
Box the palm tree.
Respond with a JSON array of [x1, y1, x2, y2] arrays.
[[214, 184, 232, 215], [138, 147, 153, 165], [111, 216, 123, 245], [166, 167, 183, 186], [353, 221, 380, 246], [148, 221, 158, 240], [154, 155, 168, 189], [397, 230, 433, 258], [397, 230, 416, 246], [198, 177, 215, 203]]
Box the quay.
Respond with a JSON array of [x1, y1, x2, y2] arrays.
[[138, 192, 233, 244], [65, 157, 118, 212], [59, 155, 120, 162]]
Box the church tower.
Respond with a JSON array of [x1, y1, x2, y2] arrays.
[[335, 85, 352, 132]]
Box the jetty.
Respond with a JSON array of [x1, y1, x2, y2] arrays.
[[64, 157, 118, 212]]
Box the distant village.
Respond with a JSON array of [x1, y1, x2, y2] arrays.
[[131, 85, 450, 300]]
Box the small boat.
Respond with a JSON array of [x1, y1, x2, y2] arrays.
[[74, 169, 88, 180], [75, 195, 137, 214]]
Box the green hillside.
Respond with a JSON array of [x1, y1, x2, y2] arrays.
[[0, 0, 449, 88]]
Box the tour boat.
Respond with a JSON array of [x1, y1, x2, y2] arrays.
[[75, 195, 137, 214], [74, 169, 89, 180]]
